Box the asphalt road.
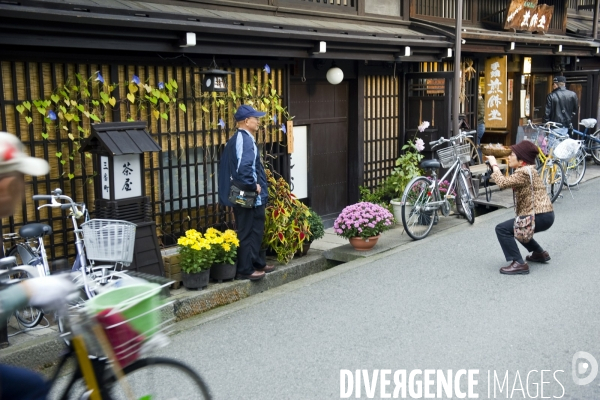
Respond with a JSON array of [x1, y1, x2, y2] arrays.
[[54, 178, 600, 399]]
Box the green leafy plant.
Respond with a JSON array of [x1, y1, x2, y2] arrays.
[[387, 122, 428, 199], [263, 169, 310, 264], [306, 208, 324, 242], [15, 72, 184, 180], [177, 229, 215, 273]]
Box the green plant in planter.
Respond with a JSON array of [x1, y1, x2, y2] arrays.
[[306, 208, 324, 242], [263, 169, 310, 264], [388, 121, 429, 199], [177, 229, 215, 273]]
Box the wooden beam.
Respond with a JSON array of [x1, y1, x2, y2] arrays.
[[453, 0, 462, 137], [594, 0, 600, 39]]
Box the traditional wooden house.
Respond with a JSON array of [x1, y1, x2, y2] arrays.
[[0, 0, 599, 262]]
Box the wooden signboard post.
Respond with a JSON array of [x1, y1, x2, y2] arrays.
[[484, 56, 508, 129], [504, 0, 554, 33]]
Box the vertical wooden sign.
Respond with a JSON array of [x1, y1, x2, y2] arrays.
[[287, 120, 294, 154], [484, 56, 508, 129]]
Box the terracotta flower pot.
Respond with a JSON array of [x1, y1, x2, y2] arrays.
[[348, 235, 381, 251], [182, 269, 210, 290], [210, 262, 236, 283]]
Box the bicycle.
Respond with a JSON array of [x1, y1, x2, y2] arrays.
[[46, 273, 212, 399], [400, 130, 477, 240], [526, 122, 567, 203], [553, 118, 600, 187], [0, 256, 43, 328]]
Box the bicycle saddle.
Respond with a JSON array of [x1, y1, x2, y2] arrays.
[[19, 223, 52, 239], [420, 159, 441, 170], [579, 118, 597, 129]]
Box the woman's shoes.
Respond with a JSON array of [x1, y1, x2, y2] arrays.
[[500, 261, 529, 275], [526, 250, 551, 263]]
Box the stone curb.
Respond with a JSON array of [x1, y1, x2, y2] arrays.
[[0, 251, 333, 373]]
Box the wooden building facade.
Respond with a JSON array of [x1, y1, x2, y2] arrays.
[[0, 0, 599, 260]]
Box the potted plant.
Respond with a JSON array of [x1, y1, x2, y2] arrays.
[[177, 229, 215, 290], [389, 121, 428, 222], [263, 169, 310, 263], [333, 202, 394, 251], [296, 208, 324, 257], [206, 228, 239, 283]]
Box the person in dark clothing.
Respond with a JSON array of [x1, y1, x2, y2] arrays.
[[543, 75, 579, 136], [485, 140, 554, 275], [218, 105, 275, 281]]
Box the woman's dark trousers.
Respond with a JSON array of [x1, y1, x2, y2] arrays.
[[495, 211, 555, 263]]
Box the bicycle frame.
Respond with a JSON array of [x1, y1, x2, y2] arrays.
[[421, 157, 464, 214]]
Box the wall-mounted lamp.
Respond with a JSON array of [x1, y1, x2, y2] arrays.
[[403, 46, 411, 57], [312, 41, 327, 55], [326, 64, 344, 85], [446, 48, 453, 58], [523, 56, 532, 74], [194, 57, 235, 92], [505, 42, 516, 52], [461, 39, 466, 45], [179, 32, 196, 47], [553, 44, 563, 54]]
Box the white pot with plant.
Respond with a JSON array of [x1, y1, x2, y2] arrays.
[[389, 122, 428, 223]]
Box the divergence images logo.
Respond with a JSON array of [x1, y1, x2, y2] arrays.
[[572, 351, 598, 386]]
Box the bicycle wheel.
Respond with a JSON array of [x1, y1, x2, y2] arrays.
[[63, 357, 212, 399], [463, 137, 481, 165], [590, 130, 600, 165], [7, 247, 44, 328], [540, 161, 564, 203], [401, 177, 436, 240], [457, 170, 475, 224], [563, 148, 586, 187]]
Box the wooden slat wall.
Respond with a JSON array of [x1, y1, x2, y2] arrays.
[[0, 60, 286, 260], [363, 75, 399, 190]]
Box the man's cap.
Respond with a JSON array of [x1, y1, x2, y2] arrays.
[[553, 76, 566, 83], [511, 140, 538, 165], [0, 132, 50, 176], [234, 105, 266, 121]]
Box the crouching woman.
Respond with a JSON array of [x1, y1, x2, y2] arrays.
[[485, 140, 554, 275]]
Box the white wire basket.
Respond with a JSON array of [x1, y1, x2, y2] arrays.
[[437, 143, 471, 168], [554, 138, 582, 161], [81, 219, 136, 265]]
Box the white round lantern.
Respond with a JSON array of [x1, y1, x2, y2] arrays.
[[326, 67, 344, 85]]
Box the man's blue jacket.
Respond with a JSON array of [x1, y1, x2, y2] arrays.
[[218, 129, 268, 207]]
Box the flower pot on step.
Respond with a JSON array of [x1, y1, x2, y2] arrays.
[[182, 269, 210, 290], [210, 263, 236, 283], [348, 235, 381, 251]]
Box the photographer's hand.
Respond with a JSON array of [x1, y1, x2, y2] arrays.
[[256, 183, 261, 194]]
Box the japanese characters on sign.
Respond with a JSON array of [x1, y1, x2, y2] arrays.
[[101, 156, 110, 200], [484, 56, 507, 129], [504, 0, 554, 33], [113, 154, 142, 199]]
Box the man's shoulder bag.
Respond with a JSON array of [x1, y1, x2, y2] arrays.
[[228, 183, 257, 208]]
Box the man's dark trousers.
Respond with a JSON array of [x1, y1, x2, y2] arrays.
[[233, 204, 266, 275]]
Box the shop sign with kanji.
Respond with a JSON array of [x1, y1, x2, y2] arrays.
[[101, 154, 142, 200], [504, 0, 554, 33], [484, 56, 507, 129]]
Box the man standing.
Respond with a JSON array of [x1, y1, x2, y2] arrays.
[[543, 75, 578, 136], [218, 105, 275, 281]]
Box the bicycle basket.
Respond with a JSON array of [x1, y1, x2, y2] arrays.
[[87, 283, 166, 367], [437, 144, 470, 168], [81, 219, 136, 265], [553, 138, 581, 161], [547, 131, 568, 154]]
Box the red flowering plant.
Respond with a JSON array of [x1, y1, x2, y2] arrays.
[[262, 169, 310, 264]]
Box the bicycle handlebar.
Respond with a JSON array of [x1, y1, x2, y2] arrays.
[[429, 130, 474, 149], [33, 189, 86, 218]]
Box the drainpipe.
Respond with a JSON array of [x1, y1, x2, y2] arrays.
[[594, 0, 599, 40], [453, 0, 463, 137]]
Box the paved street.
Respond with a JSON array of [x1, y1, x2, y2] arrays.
[[83, 175, 597, 399]]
